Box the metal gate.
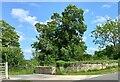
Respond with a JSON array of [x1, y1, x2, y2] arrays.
[[0, 62, 8, 80]]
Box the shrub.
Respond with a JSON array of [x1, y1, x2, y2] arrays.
[[56, 70, 65, 75], [56, 60, 74, 68], [56, 60, 65, 67]]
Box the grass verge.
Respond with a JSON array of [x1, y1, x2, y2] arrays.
[[9, 68, 34, 75], [9, 66, 119, 75]]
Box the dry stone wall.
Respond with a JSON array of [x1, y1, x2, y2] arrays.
[[57, 62, 118, 72], [35, 66, 56, 74], [35, 62, 118, 74]]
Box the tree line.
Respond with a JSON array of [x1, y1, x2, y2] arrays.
[[0, 4, 119, 68], [0, 20, 25, 69]]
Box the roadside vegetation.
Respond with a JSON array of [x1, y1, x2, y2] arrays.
[[8, 65, 119, 75], [0, 4, 119, 75], [9, 68, 34, 75], [56, 66, 118, 75]]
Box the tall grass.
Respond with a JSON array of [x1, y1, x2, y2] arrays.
[[9, 66, 34, 75]]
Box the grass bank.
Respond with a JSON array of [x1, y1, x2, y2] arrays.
[[9, 68, 34, 75], [9, 66, 118, 75], [56, 66, 119, 75]]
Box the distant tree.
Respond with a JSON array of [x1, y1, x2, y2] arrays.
[[93, 45, 114, 60], [0, 20, 25, 67], [91, 19, 119, 59], [79, 54, 93, 61], [32, 4, 87, 65]]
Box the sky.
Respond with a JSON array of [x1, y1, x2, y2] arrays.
[[1, 2, 118, 60]]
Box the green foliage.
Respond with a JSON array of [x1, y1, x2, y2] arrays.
[[56, 60, 76, 68], [56, 70, 66, 75], [78, 54, 93, 61], [91, 19, 120, 59], [0, 20, 20, 47], [94, 50, 109, 60], [56, 60, 118, 68], [93, 45, 119, 60], [9, 68, 34, 75], [56, 66, 118, 75], [2, 47, 25, 66], [56, 60, 65, 67], [44, 55, 56, 66], [0, 20, 25, 69], [91, 19, 119, 47], [32, 4, 87, 65], [27, 59, 40, 67]]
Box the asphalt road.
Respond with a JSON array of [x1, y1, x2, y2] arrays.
[[85, 72, 119, 80], [4, 74, 101, 80], [1, 72, 119, 82]]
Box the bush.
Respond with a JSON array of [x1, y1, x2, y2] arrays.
[[56, 70, 65, 75], [56, 60, 78, 68], [56, 60, 118, 68], [56, 60, 65, 67]]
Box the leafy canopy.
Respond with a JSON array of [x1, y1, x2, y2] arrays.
[[0, 20, 20, 47], [91, 19, 120, 59], [32, 4, 87, 65], [0, 20, 25, 67], [91, 19, 119, 47]]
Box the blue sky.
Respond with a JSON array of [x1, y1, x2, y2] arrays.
[[2, 2, 118, 60]]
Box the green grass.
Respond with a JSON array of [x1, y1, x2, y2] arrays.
[[9, 66, 119, 75], [9, 68, 34, 75], [56, 66, 119, 75]]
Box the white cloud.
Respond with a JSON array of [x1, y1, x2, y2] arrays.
[[11, 8, 38, 26], [23, 48, 35, 60], [84, 9, 94, 15], [19, 35, 24, 42], [26, 37, 37, 41], [83, 36, 87, 41], [16, 30, 25, 42], [88, 47, 99, 51], [34, 28, 38, 33], [87, 47, 99, 55], [92, 15, 111, 24], [84, 9, 89, 14], [97, 23, 103, 26], [102, 4, 111, 8], [16, 30, 37, 42], [29, 3, 41, 8], [23, 49, 32, 54], [23, 48, 35, 54]]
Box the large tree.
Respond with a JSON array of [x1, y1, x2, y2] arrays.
[[0, 20, 25, 67], [1, 20, 20, 47], [91, 19, 120, 59], [32, 4, 87, 65]]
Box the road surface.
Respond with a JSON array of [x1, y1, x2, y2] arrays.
[[1, 72, 119, 81], [85, 72, 119, 80]]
